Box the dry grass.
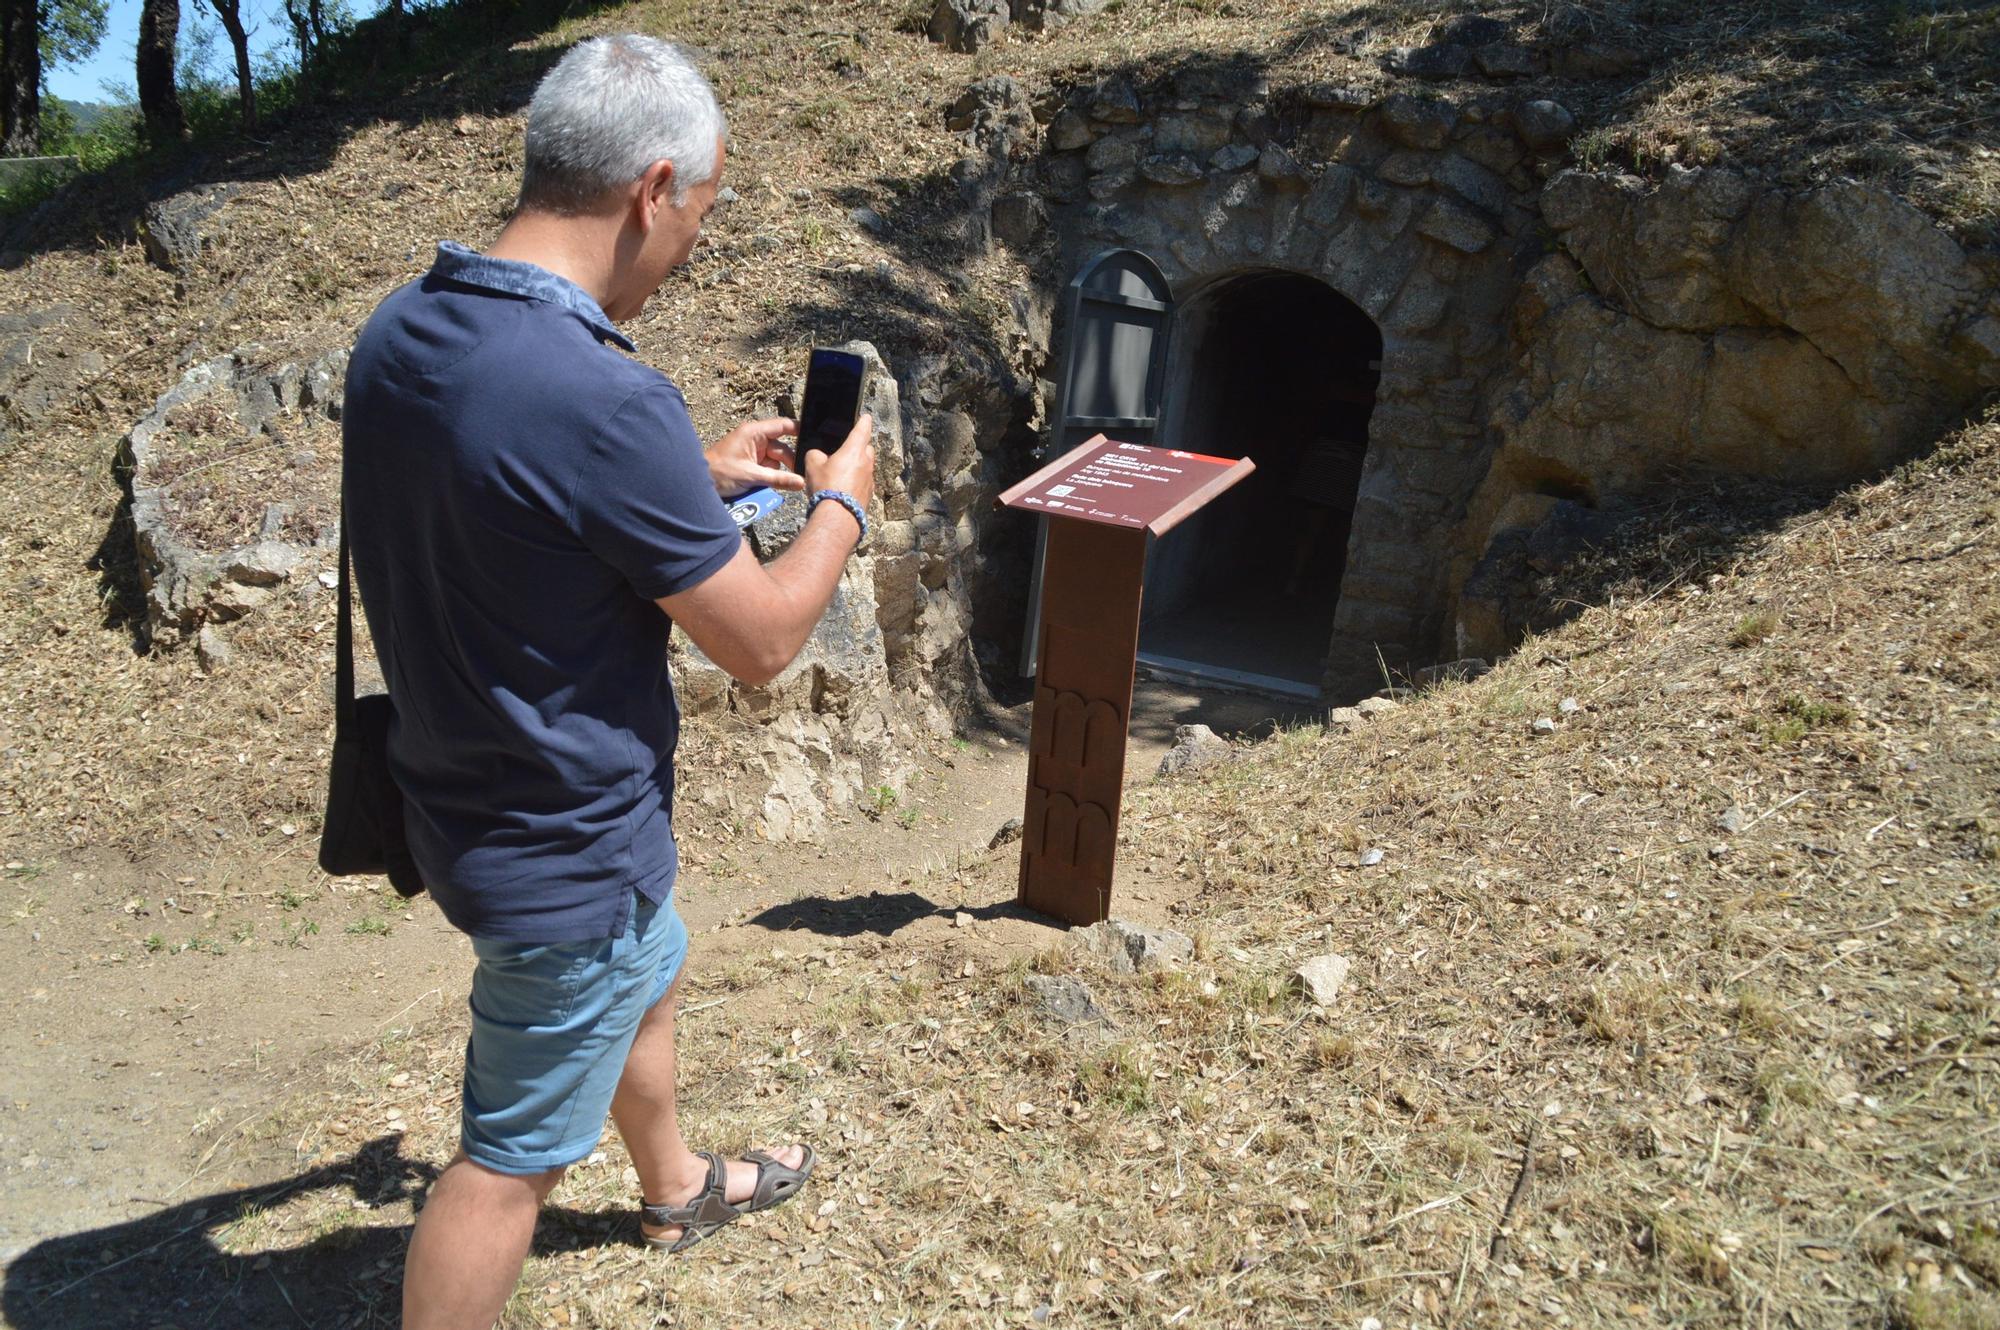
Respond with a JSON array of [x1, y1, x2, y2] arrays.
[[0, 7, 1995, 1317], [3, 0, 1992, 864], [128, 410, 1997, 1329]]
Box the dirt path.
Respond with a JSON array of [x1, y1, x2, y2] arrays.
[[0, 677, 1296, 1266]]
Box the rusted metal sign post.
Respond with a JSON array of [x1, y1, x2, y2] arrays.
[[997, 435, 1255, 926]]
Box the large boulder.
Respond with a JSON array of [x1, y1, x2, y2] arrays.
[[1010, 0, 1110, 32], [140, 183, 241, 273], [123, 347, 348, 642], [929, 0, 1008, 53], [1501, 170, 2000, 493]]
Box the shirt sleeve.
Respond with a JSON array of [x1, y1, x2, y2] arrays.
[[570, 382, 744, 600]]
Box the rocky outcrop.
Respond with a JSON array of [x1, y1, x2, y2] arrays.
[[123, 347, 347, 645], [927, 0, 1110, 52], [1460, 166, 2000, 656], [0, 305, 101, 454], [140, 183, 241, 273]]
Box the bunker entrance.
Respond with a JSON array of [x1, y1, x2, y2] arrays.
[[1140, 272, 1381, 697]]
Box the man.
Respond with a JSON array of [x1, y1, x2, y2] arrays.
[[341, 34, 876, 1330]]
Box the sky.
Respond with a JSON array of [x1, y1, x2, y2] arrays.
[[45, 0, 387, 105]]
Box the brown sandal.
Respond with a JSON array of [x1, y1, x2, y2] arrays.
[[639, 1147, 816, 1253]]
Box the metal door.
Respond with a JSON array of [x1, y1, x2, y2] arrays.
[[1021, 249, 1176, 674]]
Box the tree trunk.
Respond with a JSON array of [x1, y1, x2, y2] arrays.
[[136, 0, 185, 143], [1, 0, 40, 157], [205, 0, 255, 131], [283, 0, 311, 97]]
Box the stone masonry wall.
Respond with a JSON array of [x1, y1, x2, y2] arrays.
[[944, 63, 2000, 689]]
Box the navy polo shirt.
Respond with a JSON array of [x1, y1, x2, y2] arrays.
[[342, 242, 743, 942]]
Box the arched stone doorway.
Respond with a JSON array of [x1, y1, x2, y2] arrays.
[[1140, 270, 1383, 695]]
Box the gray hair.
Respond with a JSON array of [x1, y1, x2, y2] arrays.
[[519, 34, 726, 213]]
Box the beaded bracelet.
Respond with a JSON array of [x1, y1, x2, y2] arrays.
[[809, 489, 868, 549]]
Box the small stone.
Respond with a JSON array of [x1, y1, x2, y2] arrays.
[[1087, 77, 1142, 124], [1378, 94, 1458, 150], [317, 568, 338, 589], [1417, 197, 1496, 253], [1158, 723, 1231, 775], [1358, 848, 1385, 867], [1140, 154, 1204, 187], [945, 74, 1027, 132], [989, 817, 1023, 849], [1255, 144, 1307, 187], [208, 582, 272, 621], [1513, 99, 1576, 151], [1532, 717, 1558, 736], [1558, 696, 1581, 714], [195, 624, 234, 671], [1385, 43, 1472, 81], [1292, 953, 1352, 1005], [1024, 974, 1109, 1026], [716, 187, 741, 205], [849, 206, 887, 235], [223, 541, 302, 587], [1077, 920, 1193, 974], [991, 192, 1048, 247], [954, 911, 974, 928], [1326, 706, 1365, 727], [1210, 143, 1259, 172], [1047, 109, 1094, 151], [1355, 696, 1399, 718], [1084, 136, 1138, 174], [1717, 806, 1749, 835], [1708, 844, 1730, 859], [1377, 151, 1432, 187]]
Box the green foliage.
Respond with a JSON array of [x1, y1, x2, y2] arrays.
[[41, 0, 108, 69], [1728, 609, 1777, 647], [2, 0, 542, 220]]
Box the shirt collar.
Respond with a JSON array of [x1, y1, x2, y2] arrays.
[[430, 240, 634, 351]]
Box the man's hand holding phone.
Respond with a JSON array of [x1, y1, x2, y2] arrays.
[[804, 414, 876, 541], [706, 417, 805, 499]]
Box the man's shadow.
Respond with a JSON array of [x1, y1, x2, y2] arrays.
[[744, 890, 1047, 939], [1, 1135, 617, 1329]]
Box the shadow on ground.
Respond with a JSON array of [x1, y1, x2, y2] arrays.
[[742, 890, 1054, 938], [0, 1134, 622, 1330]]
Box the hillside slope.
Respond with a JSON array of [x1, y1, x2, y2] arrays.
[[505, 417, 2000, 1327], [12, 415, 1989, 1328]]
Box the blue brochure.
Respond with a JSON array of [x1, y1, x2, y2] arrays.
[[727, 487, 786, 529]]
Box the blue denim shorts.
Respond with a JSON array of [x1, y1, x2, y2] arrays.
[[460, 892, 689, 1175]]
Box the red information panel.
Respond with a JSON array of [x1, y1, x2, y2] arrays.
[[997, 435, 1255, 536]]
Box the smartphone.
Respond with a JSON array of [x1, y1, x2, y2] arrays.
[[794, 347, 865, 469]]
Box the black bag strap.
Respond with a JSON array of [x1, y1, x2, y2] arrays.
[[335, 502, 357, 734]]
